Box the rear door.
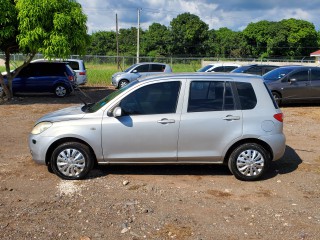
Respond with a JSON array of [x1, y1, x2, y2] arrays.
[[178, 80, 243, 162]]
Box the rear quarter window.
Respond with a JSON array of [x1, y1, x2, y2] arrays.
[[67, 61, 80, 70], [235, 82, 257, 110]]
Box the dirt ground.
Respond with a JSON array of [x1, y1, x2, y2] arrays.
[[0, 86, 320, 240]]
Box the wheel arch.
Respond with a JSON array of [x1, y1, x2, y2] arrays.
[[223, 138, 273, 165], [45, 137, 98, 166]]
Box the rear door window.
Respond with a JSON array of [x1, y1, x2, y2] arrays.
[[187, 81, 235, 112], [150, 64, 165, 72]]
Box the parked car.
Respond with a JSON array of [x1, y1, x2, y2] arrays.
[[32, 58, 87, 85], [197, 63, 241, 72], [112, 62, 172, 88], [29, 73, 285, 181], [263, 65, 320, 105], [232, 64, 279, 76], [1, 62, 76, 97]]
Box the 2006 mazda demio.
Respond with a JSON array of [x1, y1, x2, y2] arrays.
[[29, 73, 286, 181]]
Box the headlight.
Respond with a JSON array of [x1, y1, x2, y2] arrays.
[[31, 122, 53, 135]]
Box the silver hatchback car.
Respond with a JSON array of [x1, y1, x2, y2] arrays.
[[29, 73, 286, 181], [112, 62, 172, 88]]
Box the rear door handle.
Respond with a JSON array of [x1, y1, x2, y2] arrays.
[[157, 118, 175, 124], [223, 115, 240, 121]]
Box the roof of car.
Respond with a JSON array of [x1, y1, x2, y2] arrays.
[[137, 72, 262, 83]]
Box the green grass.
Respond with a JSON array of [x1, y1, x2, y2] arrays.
[[86, 63, 200, 85], [0, 62, 201, 86]]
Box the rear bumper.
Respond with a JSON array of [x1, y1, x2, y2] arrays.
[[260, 133, 286, 161]]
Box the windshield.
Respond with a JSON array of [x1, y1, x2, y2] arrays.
[[85, 81, 138, 113], [197, 65, 213, 72], [263, 67, 295, 81], [124, 64, 138, 72]]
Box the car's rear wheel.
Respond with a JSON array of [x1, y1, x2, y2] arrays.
[[51, 142, 94, 180], [118, 80, 129, 88], [228, 143, 270, 181], [54, 85, 69, 97]]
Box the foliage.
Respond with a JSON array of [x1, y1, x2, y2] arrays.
[[141, 23, 170, 57], [169, 13, 209, 56], [87, 31, 117, 55]]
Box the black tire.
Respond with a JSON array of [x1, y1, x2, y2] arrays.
[[118, 80, 129, 89], [50, 142, 94, 180], [272, 91, 282, 106], [54, 84, 69, 97], [228, 143, 270, 181]]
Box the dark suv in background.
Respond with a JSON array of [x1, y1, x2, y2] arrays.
[[1, 62, 76, 97], [263, 65, 320, 105], [232, 64, 279, 76]]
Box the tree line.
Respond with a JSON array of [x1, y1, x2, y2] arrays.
[[87, 13, 320, 59]]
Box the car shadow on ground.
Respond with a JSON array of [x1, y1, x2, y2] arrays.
[[262, 145, 302, 180], [88, 145, 302, 181], [0, 85, 115, 105]]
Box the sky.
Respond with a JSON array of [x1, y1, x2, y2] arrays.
[[77, 0, 320, 34]]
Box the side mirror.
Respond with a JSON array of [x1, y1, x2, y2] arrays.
[[132, 70, 138, 73], [112, 107, 122, 117], [289, 78, 297, 84]]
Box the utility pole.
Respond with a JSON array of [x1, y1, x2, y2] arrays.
[[136, 8, 141, 63], [116, 13, 120, 70]]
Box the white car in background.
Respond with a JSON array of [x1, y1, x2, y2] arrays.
[[32, 58, 87, 85], [197, 63, 241, 73]]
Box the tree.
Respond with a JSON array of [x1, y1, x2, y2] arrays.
[[280, 18, 318, 57], [169, 13, 208, 56], [141, 23, 170, 57], [0, 0, 89, 99], [87, 31, 117, 55]]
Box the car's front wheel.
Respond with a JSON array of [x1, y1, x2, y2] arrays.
[[51, 142, 94, 180], [228, 143, 270, 181], [118, 79, 129, 88], [54, 84, 69, 97]]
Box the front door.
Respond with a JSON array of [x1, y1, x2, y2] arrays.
[[101, 81, 182, 162]]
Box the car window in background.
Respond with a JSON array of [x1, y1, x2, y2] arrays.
[[263, 67, 295, 81], [289, 70, 309, 82], [120, 81, 181, 115], [245, 66, 262, 75], [197, 65, 213, 72], [231, 66, 251, 73], [212, 66, 224, 72], [67, 61, 80, 70], [311, 68, 320, 80], [150, 64, 165, 72], [224, 66, 238, 72], [135, 64, 150, 72], [124, 64, 138, 72], [187, 81, 234, 112], [235, 82, 257, 110]]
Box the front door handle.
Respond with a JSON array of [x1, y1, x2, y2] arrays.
[[157, 118, 175, 124], [223, 115, 240, 121]]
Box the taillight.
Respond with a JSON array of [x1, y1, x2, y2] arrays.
[[68, 76, 73, 81], [79, 72, 86, 75], [273, 113, 283, 122]]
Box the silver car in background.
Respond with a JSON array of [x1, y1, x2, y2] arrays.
[[29, 73, 286, 181], [112, 62, 172, 88]]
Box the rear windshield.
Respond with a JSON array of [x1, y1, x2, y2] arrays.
[[67, 61, 80, 70]]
